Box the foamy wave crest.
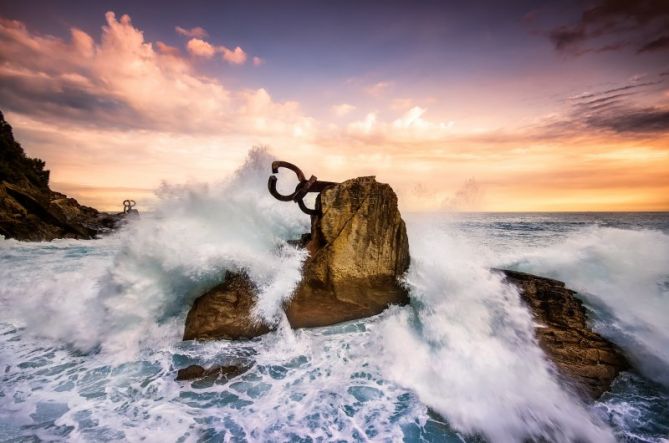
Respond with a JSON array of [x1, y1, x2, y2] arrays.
[[0, 148, 309, 359], [505, 226, 669, 387], [379, 221, 615, 442]]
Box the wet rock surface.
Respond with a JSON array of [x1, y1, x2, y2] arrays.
[[499, 269, 629, 399], [183, 272, 270, 341], [286, 176, 411, 328], [175, 363, 251, 381], [183, 176, 410, 339]]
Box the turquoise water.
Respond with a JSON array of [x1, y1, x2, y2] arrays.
[[1, 158, 668, 442]]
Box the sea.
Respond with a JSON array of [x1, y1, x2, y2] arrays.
[[1, 152, 668, 442]]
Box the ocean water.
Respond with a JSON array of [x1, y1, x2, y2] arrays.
[[1, 152, 668, 442]]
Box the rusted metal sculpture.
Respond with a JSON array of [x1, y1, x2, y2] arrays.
[[123, 199, 136, 214], [268, 161, 337, 215]]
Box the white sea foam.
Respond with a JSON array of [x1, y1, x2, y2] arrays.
[[378, 221, 615, 442], [1, 161, 668, 441], [0, 147, 309, 360], [503, 226, 669, 387]]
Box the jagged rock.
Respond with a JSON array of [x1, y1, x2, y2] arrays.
[[175, 363, 251, 381], [183, 176, 410, 340], [0, 111, 118, 241], [499, 269, 629, 400], [285, 176, 410, 328], [183, 272, 270, 340]]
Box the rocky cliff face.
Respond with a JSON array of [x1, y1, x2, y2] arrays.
[[499, 269, 629, 400], [0, 111, 116, 241], [183, 176, 410, 340]]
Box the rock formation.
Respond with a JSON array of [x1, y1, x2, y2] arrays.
[[285, 176, 410, 328], [183, 272, 271, 340], [0, 111, 119, 241], [499, 269, 629, 399], [181, 171, 629, 400], [183, 176, 410, 340]]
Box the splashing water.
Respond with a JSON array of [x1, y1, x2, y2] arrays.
[[1, 156, 668, 441]]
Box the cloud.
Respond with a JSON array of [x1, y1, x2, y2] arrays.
[[583, 107, 669, 133], [546, 0, 669, 54], [0, 12, 309, 135], [365, 81, 392, 97], [331, 103, 355, 117], [186, 37, 216, 57], [155, 41, 180, 56], [346, 106, 454, 143], [638, 34, 669, 52], [220, 45, 247, 64], [185, 38, 247, 64], [538, 77, 669, 136], [1, 11, 668, 212], [253, 56, 264, 66], [175, 25, 208, 39]]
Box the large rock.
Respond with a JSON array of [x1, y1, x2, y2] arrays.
[[0, 111, 117, 241], [499, 269, 629, 399], [183, 176, 410, 340], [183, 272, 270, 340], [285, 176, 410, 328]]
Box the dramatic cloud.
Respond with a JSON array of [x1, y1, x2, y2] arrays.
[[175, 25, 208, 39], [548, 0, 669, 54], [1, 11, 668, 212], [551, 77, 669, 135], [0, 12, 302, 134]]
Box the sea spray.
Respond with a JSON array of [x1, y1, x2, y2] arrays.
[[379, 220, 615, 442], [0, 148, 309, 359], [503, 226, 669, 387]]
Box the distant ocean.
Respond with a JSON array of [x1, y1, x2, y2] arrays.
[[1, 156, 668, 442]]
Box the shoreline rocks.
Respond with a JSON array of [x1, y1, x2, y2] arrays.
[[499, 269, 629, 399], [0, 110, 128, 241]]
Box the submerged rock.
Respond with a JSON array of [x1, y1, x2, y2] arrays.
[[285, 176, 410, 328], [183, 176, 410, 340], [183, 272, 270, 340], [499, 269, 629, 399], [175, 363, 251, 381]]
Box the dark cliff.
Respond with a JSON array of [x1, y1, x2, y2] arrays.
[[0, 111, 114, 241]]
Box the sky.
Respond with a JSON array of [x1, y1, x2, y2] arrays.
[[0, 0, 668, 211]]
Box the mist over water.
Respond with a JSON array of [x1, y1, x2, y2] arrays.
[[1, 153, 668, 441]]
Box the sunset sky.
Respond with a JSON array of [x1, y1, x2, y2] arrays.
[[1, 0, 668, 211]]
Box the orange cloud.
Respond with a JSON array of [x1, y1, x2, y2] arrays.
[[1, 12, 667, 212], [155, 41, 180, 56], [253, 56, 264, 66], [186, 37, 216, 57], [221, 45, 247, 64]]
